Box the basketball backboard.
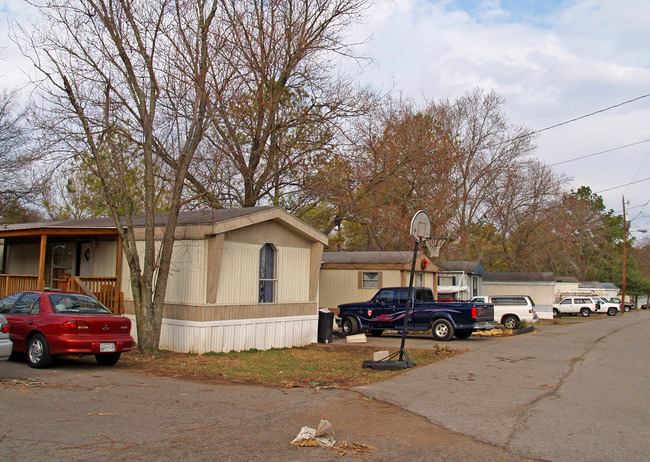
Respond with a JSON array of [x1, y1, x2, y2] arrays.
[[410, 210, 431, 242]]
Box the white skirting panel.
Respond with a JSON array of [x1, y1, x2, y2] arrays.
[[125, 315, 318, 354]]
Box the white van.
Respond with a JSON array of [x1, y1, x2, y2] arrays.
[[471, 295, 538, 329]]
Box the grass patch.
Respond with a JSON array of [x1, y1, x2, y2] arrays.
[[120, 343, 460, 389]]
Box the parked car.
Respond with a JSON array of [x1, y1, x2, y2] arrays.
[[608, 297, 634, 311], [0, 314, 12, 361], [553, 297, 617, 317], [0, 291, 133, 368], [589, 297, 621, 314], [471, 295, 538, 329]]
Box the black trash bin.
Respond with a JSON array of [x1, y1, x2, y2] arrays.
[[317, 309, 334, 344]]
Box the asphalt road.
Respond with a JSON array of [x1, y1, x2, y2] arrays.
[[355, 311, 650, 461], [1, 312, 648, 461]]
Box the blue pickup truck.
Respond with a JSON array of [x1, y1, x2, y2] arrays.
[[336, 287, 497, 341]]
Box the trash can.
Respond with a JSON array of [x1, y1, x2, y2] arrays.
[[317, 308, 334, 344]]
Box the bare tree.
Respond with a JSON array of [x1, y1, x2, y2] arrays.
[[21, 0, 219, 353], [429, 88, 537, 254], [202, 0, 373, 209], [0, 89, 41, 222]]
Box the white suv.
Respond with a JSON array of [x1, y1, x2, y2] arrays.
[[589, 297, 620, 315], [471, 295, 538, 329], [553, 297, 617, 317]]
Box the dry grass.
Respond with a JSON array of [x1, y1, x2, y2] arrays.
[[120, 343, 461, 389]]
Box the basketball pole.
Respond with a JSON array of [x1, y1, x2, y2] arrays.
[[397, 238, 418, 366]]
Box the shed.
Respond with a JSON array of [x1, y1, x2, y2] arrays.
[[0, 207, 327, 353], [319, 251, 438, 311], [482, 272, 556, 319]]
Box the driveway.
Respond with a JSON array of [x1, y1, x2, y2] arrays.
[[1, 354, 532, 461], [355, 311, 650, 461], [2, 313, 647, 461]]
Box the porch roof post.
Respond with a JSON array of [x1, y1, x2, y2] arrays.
[[37, 234, 47, 291], [115, 236, 122, 311]]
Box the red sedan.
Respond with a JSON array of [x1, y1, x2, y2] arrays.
[[0, 291, 134, 368]]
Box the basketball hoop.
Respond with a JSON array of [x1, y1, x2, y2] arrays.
[[424, 237, 448, 258]]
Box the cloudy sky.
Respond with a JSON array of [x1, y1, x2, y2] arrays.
[[352, 0, 650, 237], [2, 0, 649, 236]]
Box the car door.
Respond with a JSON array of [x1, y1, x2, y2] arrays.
[[368, 288, 398, 328], [5, 292, 41, 350], [559, 298, 575, 314]]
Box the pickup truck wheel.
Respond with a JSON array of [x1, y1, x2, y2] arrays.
[[502, 315, 519, 329], [580, 308, 591, 317], [607, 307, 617, 316], [341, 316, 359, 335], [431, 319, 454, 341], [553, 308, 560, 317], [454, 329, 472, 339], [369, 329, 383, 337]]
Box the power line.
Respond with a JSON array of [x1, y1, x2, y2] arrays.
[[550, 139, 650, 167], [487, 92, 650, 150], [595, 177, 650, 194], [532, 93, 650, 137]]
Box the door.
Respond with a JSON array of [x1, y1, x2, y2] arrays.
[[6, 292, 41, 350], [79, 243, 94, 277]]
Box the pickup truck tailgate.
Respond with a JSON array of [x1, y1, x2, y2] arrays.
[[475, 303, 495, 323]]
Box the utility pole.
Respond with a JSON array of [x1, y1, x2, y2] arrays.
[[622, 196, 627, 313]]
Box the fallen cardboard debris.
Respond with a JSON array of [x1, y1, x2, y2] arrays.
[[290, 419, 335, 447], [290, 420, 376, 455]]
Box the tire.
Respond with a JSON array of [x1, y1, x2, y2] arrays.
[[607, 307, 617, 317], [580, 308, 591, 317], [341, 316, 359, 335], [553, 308, 560, 317], [454, 329, 473, 340], [369, 329, 383, 337], [502, 315, 519, 329], [27, 334, 53, 369], [96, 352, 121, 366], [431, 318, 454, 341], [625, 306, 631, 312]]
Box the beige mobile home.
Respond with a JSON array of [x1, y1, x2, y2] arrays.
[[0, 207, 327, 353], [319, 251, 438, 311]]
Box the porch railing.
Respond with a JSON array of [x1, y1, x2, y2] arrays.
[[0, 274, 123, 314], [61, 276, 123, 314], [0, 275, 39, 298]]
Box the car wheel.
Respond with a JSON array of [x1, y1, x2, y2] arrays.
[[95, 352, 121, 366], [607, 307, 617, 316], [27, 334, 53, 369], [580, 308, 591, 317], [431, 318, 454, 341], [454, 329, 472, 340], [625, 306, 631, 312], [502, 315, 519, 329], [341, 316, 359, 335], [553, 308, 560, 317], [369, 329, 383, 337]]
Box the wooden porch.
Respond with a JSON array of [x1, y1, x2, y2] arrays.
[[0, 274, 124, 314], [0, 220, 123, 314]]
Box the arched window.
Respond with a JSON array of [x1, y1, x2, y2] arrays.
[[259, 243, 277, 303]]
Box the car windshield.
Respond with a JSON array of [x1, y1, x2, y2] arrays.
[[49, 294, 112, 314]]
